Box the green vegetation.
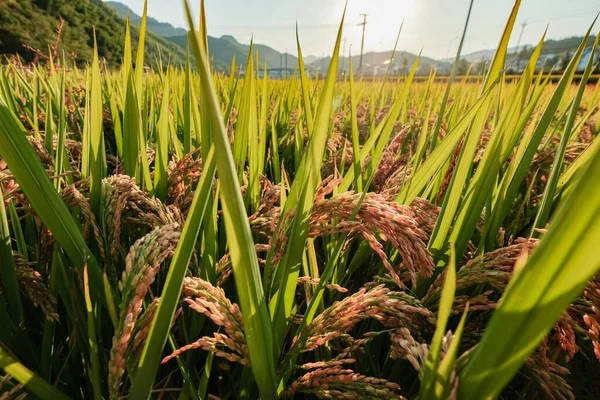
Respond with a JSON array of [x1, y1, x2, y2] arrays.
[[0, 0, 185, 67], [0, 0, 599, 399]]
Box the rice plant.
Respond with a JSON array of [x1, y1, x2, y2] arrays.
[[0, 0, 599, 398]]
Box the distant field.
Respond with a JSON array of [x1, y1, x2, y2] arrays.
[[357, 73, 600, 84]]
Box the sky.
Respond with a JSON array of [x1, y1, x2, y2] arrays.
[[105, 0, 600, 59]]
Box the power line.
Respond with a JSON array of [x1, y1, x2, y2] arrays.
[[525, 6, 599, 24]]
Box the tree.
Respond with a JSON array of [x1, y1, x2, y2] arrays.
[[561, 51, 571, 71], [475, 58, 487, 76], [455, 59, 470, 75], [518, 45, 530, 71]]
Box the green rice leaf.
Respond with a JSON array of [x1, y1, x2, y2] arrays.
[[482, 0, 522, 92], [395, 83, 496, 205], [486, 26, 594, 248], [154, 73, 171, 201], [0, 99, 107, 308], [7, 200, 27, 261], [89, 33, 107, 218], [348, 56, 362, 192], [266, 4, 347, 355], [0, 191, 22, 327], [0, 345, 70, 400], [434, 305, 469, 399], [419, 245, 456, 399], [532, 32, 598, 234], [458, 115, 600, 399], [130, 146, 217, 399], [165, 4, 278, 398], [83, 266, 102, 400]]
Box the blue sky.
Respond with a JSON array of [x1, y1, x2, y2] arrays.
[[105, 0, 599, 59]]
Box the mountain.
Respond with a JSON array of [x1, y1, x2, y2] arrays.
[[106, 1, 299, 71], [0, 0, 186, 67], [451, 49, 500, 63], [456, 36, 595, 63], [303, 55, 319, 64], [105, 1, 186, 37], [167, 34, 299, 70]]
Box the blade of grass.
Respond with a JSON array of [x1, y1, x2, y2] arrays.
[[0, 191, 23, 328], [419, 245, 457, 399], [131, 145, 216, 399], [0, 100, 108, 308], [154, 73, 171, 201], [44, 86, 54, 158], [427, 0, 522, 263], [556, 131, 600, 200], [429, 0, 474, 151], [134, 0, 148, 99], [458, 114, 600, 399], [348, 55, 362, 192], [132, 2, 277, 398], [184, 51, 193, 154], [395, 82, 497, 205], [531, 32, 598, 235], [448, 32, 546, 259], [266, 4, 347, 356], [123, 72, 140, 180], [54, 66, 67, 191], [481, 0, 522, 93], [0, 345, 70, 400], [40, 247, 59, 379], [258, 61, 269, 177], [433, 304, 469, 399], [296, 26, 314, 136], [183, 2, 277, 396], [486, 26, 594, 248], [90, 32, 107, 218], [122, 16, 132, 94], [83, 266, 102, 400], [8, 200, 28, 261], [81, 71, 90, 179]]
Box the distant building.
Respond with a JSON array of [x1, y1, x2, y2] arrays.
[[576, 49, 598, 72], [515, 47, 598, 73], [238, 68, 300, 79]]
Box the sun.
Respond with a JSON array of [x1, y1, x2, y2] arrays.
[[345, 0, 418, 50]]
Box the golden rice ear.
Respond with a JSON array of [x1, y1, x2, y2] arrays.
[[161, 277, 249, 367], [291, 285, 433, 355], [282, 361, 403, 400], [108, 223, 180, 399], [13, 252, 58, 322]]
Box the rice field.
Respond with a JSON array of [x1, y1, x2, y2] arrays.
[[0, 0, 600, 399]]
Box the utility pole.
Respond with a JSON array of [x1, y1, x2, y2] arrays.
[[515, 20, 528, 54], [514, 20, 528, 70], [358, 13, 368, 74]]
